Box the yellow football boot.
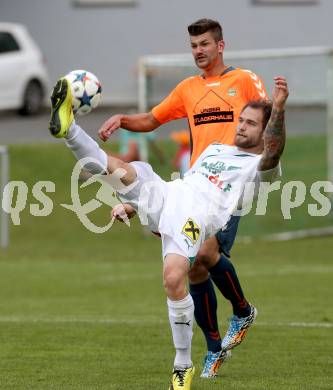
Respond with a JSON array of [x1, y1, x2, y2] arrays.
[[49, 77, 74, 138], [169, 366, 195, 390]]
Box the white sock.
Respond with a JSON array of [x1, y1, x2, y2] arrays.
[[167, 294, 194, 369], [65, 121, 108, 174]]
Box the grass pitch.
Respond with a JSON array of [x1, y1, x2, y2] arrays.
[[0, 135, 332, 389]]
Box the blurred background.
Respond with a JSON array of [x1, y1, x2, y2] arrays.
[[1, 0, 333, 142], [0, 1, 332, 389], [2, 0, 333, 105]]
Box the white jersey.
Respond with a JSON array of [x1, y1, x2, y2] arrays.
[[183, 143, 281, 233], [122, 144, 281, 260]]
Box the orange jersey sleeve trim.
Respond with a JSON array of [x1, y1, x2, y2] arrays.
[[242, 69, 268, 101]]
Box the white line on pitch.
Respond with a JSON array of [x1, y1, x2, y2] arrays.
[[255, 321, 333, 329], [0, 317, 332, 328]]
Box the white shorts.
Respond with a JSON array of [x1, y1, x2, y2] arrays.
[[158, 179, 207, 263], [118, 162, 206, 263]]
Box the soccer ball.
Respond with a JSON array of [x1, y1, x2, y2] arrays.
[[65, 70, 102, 116]]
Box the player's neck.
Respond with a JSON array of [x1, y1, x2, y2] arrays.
[[237, 145, 262, 155], [202, 62, 227, 79]]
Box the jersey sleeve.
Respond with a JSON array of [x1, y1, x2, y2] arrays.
[[151, 82, 187, 124], [256, 162, 282, 183], [249, 162, 282, 205], [242, 70, 268, 101]]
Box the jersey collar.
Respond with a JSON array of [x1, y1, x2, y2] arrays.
[[201, 65, 236, 80]]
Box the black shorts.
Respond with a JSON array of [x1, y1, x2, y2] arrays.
[[215, 215, 241, 258]]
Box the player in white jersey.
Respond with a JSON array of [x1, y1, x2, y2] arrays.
[[117, 144, 280, 262], [48, 76, 288, 390]]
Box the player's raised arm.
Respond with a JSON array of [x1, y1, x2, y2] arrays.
[[98, 112, 160, 142], [259, 76, 289, 171]]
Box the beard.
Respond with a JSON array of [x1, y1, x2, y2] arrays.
[[235, 135, 258, 149]]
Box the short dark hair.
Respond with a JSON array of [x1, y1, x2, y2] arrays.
[[241, 100, 273, 130], [187, 19, 223, 42]]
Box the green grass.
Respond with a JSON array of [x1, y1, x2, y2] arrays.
[[0, 135, 332, 389]]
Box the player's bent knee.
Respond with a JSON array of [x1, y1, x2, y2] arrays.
[[163, 272, 182, 291], [188, 262, 209, 284], [196, 247, 219, 267], [195, 236, 220, 267], [163, 272, 186, 299]]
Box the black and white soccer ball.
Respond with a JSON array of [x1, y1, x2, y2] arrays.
[[65, 70, 102, 116]]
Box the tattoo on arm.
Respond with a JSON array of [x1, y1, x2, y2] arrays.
[[259, 108, 286, 171]]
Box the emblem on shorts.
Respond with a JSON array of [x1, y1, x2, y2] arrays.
[[227, 88, 237, 97], [182, 218, 200, 245]]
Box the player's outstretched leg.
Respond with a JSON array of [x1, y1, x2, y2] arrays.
[[221, 304, 257, 351], [49, 78, 74, 138], [48, 77, 137, 183]]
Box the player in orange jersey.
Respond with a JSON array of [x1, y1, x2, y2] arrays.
[[98, 18, 268, 379]]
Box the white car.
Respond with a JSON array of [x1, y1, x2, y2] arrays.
[[0, 22, 49, 115]]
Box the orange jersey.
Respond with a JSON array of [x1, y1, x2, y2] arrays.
[[151, 67, 268, 166]]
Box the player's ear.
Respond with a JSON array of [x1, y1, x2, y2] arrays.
[[218, 40, 225, 54]]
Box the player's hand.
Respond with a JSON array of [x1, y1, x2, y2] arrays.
[[272, 76, 289, 110], [98, 114, 123, 142], [111, 203, 136, 223]]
